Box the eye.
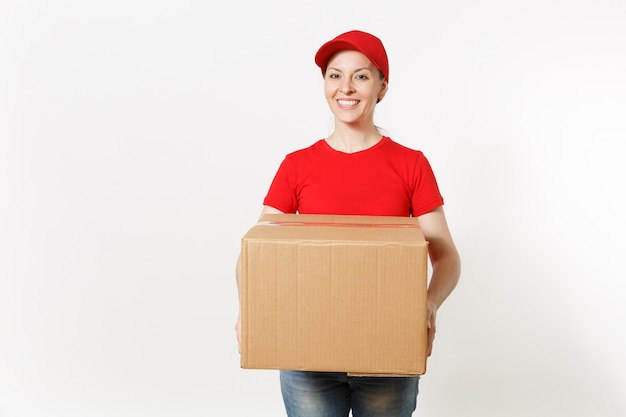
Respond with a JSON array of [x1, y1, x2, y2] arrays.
[[328, 73, 340, 79], [355, 73, 369, 80]]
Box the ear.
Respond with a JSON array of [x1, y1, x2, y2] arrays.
[[377, 80, 389, 103]]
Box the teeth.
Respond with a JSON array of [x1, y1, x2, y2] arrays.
[[338, 100, 358, 106]]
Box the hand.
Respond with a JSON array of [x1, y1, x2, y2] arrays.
[[426, 301, 437, 357], [235, 312, 242, 354]]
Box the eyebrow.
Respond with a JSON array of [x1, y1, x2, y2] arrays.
[[326, 66, 373, 73]]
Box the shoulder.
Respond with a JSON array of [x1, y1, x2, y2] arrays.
[[381, 137, 426, 159], [284, 139, 327, 159]]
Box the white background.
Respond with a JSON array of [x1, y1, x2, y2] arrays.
[[1, 1, 625, 416]]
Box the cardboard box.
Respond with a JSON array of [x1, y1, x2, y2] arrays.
[[239, 213, 429, 375]]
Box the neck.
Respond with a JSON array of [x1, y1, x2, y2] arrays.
[[326, 124, 382, 153]]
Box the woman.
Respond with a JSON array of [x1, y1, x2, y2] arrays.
[[236, 30, 461, 417]]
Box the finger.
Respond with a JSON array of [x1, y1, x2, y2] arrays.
[[426, 326, 436, 357]]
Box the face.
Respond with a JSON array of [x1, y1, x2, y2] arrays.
[[323, 50, 388, 126]]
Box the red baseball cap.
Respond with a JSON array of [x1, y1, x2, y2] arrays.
[[314, 30, 389, 81]]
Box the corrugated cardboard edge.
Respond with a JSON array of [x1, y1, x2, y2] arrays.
[[347, 373, 420, 377]]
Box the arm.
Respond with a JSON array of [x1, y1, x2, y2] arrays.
[[235, 205, 284, 353], [417, 206, 461, 356]]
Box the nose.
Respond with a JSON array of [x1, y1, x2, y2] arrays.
[[340, 79, 354, 94]]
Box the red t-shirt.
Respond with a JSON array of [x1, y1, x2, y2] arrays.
[[263, 136, 444, 217]]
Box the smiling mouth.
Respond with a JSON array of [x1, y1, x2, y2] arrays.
[[337, 99, 359, 107]]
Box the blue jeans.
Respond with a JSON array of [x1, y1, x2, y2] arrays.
[[280, 371, 420, 417]]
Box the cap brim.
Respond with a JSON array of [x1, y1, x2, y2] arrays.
[[315, 40, 367, 72]]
